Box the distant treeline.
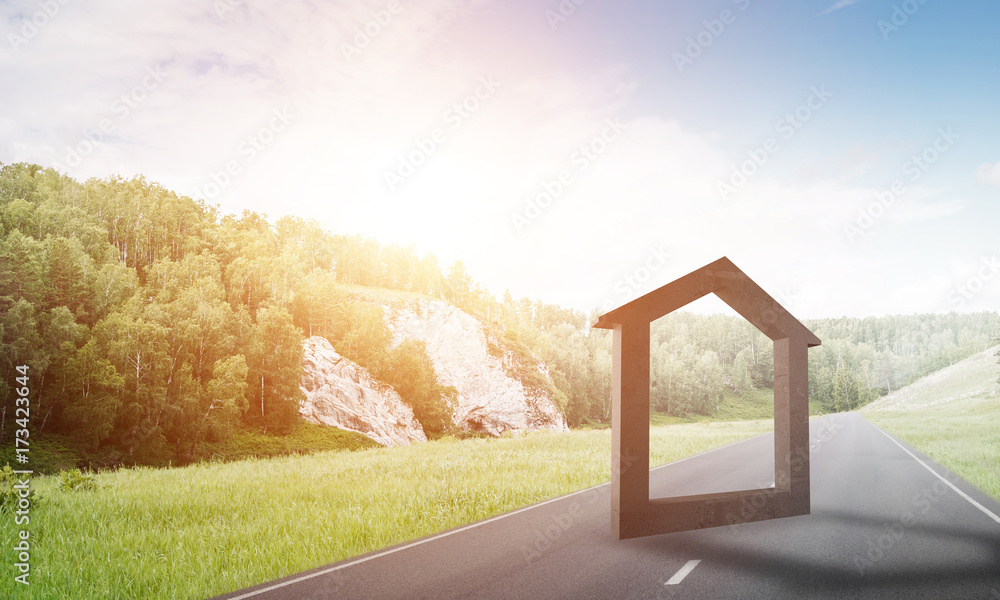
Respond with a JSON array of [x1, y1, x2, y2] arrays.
[[0, 163, 996, 469], [491, 299, 998, 422]]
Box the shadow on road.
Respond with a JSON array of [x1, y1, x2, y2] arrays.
[[631, 509, 1000, 594]]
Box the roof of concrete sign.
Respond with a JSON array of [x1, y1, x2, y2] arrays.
[[592, 256, 821, 347]]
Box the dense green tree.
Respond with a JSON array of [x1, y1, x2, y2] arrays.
[[693, 350, 725, 414], [90, 261, 138, 322], [382, 340, 456, 436], [731, 349, 752, 396], [45, 236, 93, 317], [445, 261, 473, 306], [159, 361, 216, 460], [0, 299, 41, 373], [205, 354, 250, 440], [275, 215, 334, 271], [245, 306, 303, 434], [34, 199, 110, 261], [0, 300, 43, 443], [34, 306, 88, 432], [414, 253, 443, 297], [328, 302, 392, 370], [0, 198, 40, 238], [82, 175, 214, 277], [0, 230, 45, 310], [92, 303, 170, 456], [832, 366, 851, 411], [63, 340, 124, 451], [293, 268, 340, 338]]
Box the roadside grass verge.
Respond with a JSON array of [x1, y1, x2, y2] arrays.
[[0, 419, 772, 600], [863, 394, 1000, 502], [862, 346, 1000, 502]]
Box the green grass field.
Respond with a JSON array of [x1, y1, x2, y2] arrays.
[[861, 345, 1000, 502], [1, 419, 773, 600]]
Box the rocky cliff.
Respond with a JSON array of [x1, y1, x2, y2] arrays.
[[299, 336, 427, 447], [386, 299, 568, 436]]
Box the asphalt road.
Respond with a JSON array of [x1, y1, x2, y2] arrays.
[[213, 413, 1000, 600]]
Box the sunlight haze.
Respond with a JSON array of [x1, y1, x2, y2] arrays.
[[2, 0, 999, 318]]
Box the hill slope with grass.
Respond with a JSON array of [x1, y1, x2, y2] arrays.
[[861, 345, 1000, 501]]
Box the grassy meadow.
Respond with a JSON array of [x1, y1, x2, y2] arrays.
[[862, 345, 1000, 502], [1, 419, 773, 600]]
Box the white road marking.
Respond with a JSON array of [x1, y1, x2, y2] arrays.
[[874, 425, 1000, 525], [665, 560, 701, 585]]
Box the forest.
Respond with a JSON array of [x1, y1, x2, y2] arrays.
[[0, 163, 997, 469]]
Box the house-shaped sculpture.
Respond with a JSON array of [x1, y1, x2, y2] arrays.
[[592, 257, 821, 539]]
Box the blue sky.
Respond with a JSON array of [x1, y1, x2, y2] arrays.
[[1, 0, 998, 318]]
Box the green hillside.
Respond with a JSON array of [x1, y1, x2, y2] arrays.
[[861, 346, 1000, 501]]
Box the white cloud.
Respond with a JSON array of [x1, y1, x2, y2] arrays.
[[0, 0, 478, 183], [819, 0, 863, 15], [888, 197, 964, 223], [975, 161, 1000, 186]]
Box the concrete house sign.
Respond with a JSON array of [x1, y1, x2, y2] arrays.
[[592, 257, 821, 539]]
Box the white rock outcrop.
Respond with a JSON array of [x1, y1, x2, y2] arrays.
[[299, 336, 427, 447], [386, 299, 569, 436]]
